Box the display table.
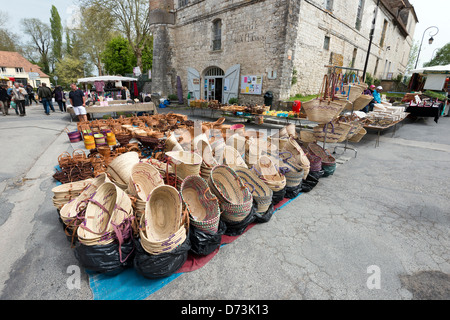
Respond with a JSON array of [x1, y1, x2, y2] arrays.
[[94, 100, 128, 106], [364, 116, 408, 148], [67, 102, 157, 121], [405, 104, 444, 123]]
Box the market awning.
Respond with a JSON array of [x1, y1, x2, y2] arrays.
[[77, 75, 138, 84], [410, 64, 450, 75]]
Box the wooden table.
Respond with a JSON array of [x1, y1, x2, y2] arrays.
[[67, 102, 157, 122], [94, 100, 129, 106], [363, 115, 408, 148]]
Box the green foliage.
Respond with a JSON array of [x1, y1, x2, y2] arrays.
[[101, 36, 136, 75], [54, 55, 85, 86], [288, 94, 319, 102], [168, 94, 178, 101], [291, 69, 298, 86], [423, 90, 446, 101], [50, 5, 63, 61], [424, 43, 450, 68], [228, 97, 238, 104], [365, 73, 374, 86]]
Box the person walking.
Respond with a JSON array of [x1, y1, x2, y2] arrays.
[[38, 83, 55, 115], [69, 83, 87, 122], [53, 85, 67, 112], [26, 84, 38, 104], [11, 82, 27, 116], [6, 85, 18, 115], [0, 85, 9, 116]]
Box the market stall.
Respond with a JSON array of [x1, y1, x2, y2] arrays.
[[67, 102, 157, 122], [77, 75, 139, 100]]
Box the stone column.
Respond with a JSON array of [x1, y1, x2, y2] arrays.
[[149, 0, 175, 97]]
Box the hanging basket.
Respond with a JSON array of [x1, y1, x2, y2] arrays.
[[180, 175, 221, 235], [302, 98, 347, 124], [234, 166, 273, 214], [313, 121, 352, 143], [352, 95, 374, 111]]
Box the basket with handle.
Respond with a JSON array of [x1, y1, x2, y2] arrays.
[[352, 94, 374, 111], [299, 145, 322, 172], [139, 185, 188, 255], [271, 154, 304, 188], [307, 142, 336, 166], [180, 175, 221, 234], [234, 166, 273, 214], [52, 178, 93, 210], [106, 151, 140, 189], [222, 145, 247, 169], [165, 151, 202, 180], [313, 120, 352, 143], [348, 127, 367, 143], [251, 155, 286, 192], [77, 181, 134, 247], [281, 137, 310, 179], [208, 165, 253, 222]]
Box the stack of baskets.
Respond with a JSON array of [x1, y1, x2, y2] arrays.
[[165, 151, 202, 181], [106, 151, 140, 189], [251, 155, 286, 193], [222, 145, 247, 169], [180, 176, 221, 234], [77, 182, 134, 248], [281, 137, 311, 179], [52, 178, 93, 210], [139, 185, 189, 255], [127, 162, 164, 223], [83, 135, 96, 150], [196, 140, 219, 181], [208, 165, 253, 223], [67, 129, 82, 143], [234, 166, 273, 214], [307, 142, 336, 177]]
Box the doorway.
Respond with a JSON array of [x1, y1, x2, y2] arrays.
[[204, 67, 224, 103]]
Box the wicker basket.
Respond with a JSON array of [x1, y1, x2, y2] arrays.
[[127, 162, 164, 201], [281, 137, 310, 179], [352, 95, 374, 111], [348, 128, 367, 143], [252, 155, 286, 192], [139, 185, 188, 255], [208, 165, 253, 222], [106, 152, 140, 189], [302, 98, 347, 124], [165, 151, 202, 180], [77, 182, 133, 246], [52, 178, 93, 210], [222, 145, 247, 169], [307, 142, 336, 166], [234, 166, 273, 214], [180, 175, 221, 234], [313, 121, 352, 143]]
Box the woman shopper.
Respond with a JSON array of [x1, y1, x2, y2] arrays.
[[53, 86, 67, 112], [11, 82, 27, 116]]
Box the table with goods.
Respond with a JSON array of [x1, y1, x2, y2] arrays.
[[67, 102, 157, 122], [53, 106, 351, 280]]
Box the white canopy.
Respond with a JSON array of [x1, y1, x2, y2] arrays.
[[77, 75, 138, 84], [410, 64, 450, 74]]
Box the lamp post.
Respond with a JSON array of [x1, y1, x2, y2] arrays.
[[414, 26, 439, 69], [362, 0, 381, 81]]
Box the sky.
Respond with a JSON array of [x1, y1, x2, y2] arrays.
[[1, 0, 449, 70]]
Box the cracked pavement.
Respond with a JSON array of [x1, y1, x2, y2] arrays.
[[0, 104, 449, 300]]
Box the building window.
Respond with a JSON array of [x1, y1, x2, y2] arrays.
[[323, 36, 330, 50], [178, 0, 188, 8], [380, 20, 388, 47], [374, 58, 379, 76], [212, 19, 222, 51], [0, 67, 6, 73], [15, 67, 24, 73], [324, 0, 333, 11], [355, 0, 365, 31]]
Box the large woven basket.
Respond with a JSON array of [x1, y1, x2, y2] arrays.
[[307, 142, 336, 166], [352, 94, 373, 111], [270, 154, 304, 188], [127, 162, 164, 201], [165, 151, 202, 180], [282, 137, 310, 179], [180, 175, 221, 234], [52, 178, 93, 210], [348, 128, 367, 143], [339, 84, 363, 103], [77, 182, 133, 246], [139, 185, 188, 255], [208, 165, 253, 222], [106, 151, 140, 189], [234, 166, 273, 214], [252, 155, 286, 192], [302, 98, 347, 124], [222, 145, 247, 169], [313, 121, 352, 143]]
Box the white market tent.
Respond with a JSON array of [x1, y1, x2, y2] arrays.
[[77, 75, 138, 84], [410, 64, 450, 91]]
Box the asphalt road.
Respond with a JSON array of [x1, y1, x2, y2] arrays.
[[0, 102, 449, 300]]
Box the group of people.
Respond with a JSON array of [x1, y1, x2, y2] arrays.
[[0, 82, 70, 117], [362, 84, 383, 113]]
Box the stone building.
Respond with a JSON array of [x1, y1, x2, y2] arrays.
[[149, 0, 418, 106]]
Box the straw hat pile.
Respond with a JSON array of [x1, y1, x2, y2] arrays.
[[52, 178, 93, 210], [180, 175, 221, 234], [139, 185, 188, 255], [77, 182, 134, 246]]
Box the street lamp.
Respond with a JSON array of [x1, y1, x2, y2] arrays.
[[414, 26, 439, 69]]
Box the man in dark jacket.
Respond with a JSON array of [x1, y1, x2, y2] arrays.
[[37, 83, 56, 115], [0, 85, 9, 116], [26, 84, 38, 104]]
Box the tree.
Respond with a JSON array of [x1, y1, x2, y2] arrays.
[[50, 5, 63, 62], [424, 43, 450, 68], [80, 0, 151, 70], [22, 18, 52, 74], [77, 6, 116, 76], [54, 55, 85, 86], [101, 36, 136, 75], [0, 11, 19, 52], [406, 40, 419, 74]]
